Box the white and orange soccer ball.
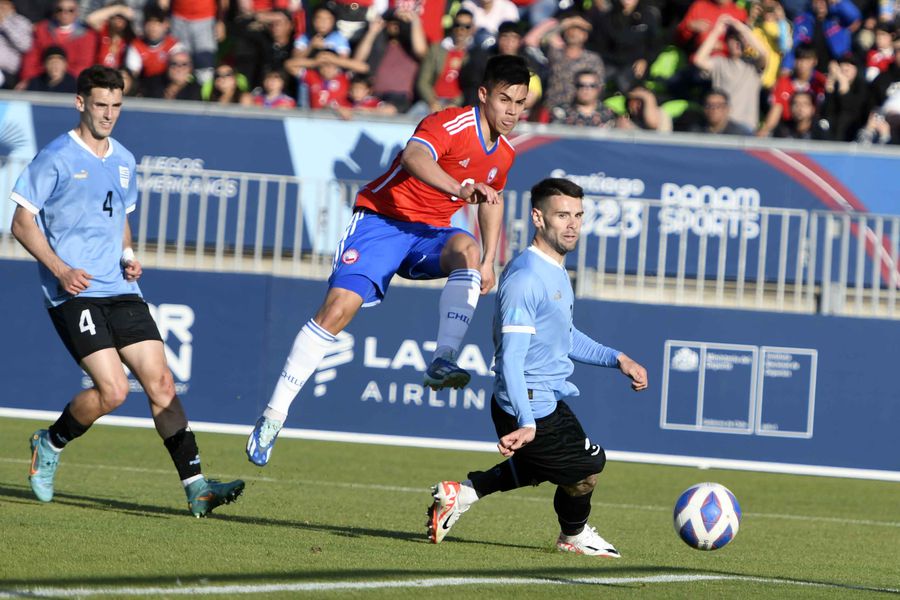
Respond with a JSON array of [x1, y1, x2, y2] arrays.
[[673, 482, 742, 550]]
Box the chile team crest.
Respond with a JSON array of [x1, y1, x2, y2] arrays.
[[341, 248, 360, 264], [486, 166, 498, 184]]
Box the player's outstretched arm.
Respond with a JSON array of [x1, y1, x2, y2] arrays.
[[617, 353, 648, 391], [11, 205, 93, 295]]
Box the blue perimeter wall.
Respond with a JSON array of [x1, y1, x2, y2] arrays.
[[2, 258, 898, 479]]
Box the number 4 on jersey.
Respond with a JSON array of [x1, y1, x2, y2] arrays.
[[103, 191, 113, 217], [79, 309, 97, 336]]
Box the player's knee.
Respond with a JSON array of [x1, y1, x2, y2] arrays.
[[315, 299, 358, 333], [97, 379, 129, 413], [562, 473, 598, 497], [145, 370, 176, 403], [442, 236, 481, 270]]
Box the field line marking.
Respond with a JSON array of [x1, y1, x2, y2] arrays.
[[2, 456, 899, 529], [1, 573, 898, 597]]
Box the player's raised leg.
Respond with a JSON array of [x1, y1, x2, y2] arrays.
[[246, 287, 363, 466], [120, 339, 244, 517], [425, 232, 484, 390]]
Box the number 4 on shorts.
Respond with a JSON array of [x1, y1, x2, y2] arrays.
[[79, 309, 97, 335]]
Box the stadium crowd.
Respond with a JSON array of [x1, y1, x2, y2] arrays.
[[2, 0, 899, 143]]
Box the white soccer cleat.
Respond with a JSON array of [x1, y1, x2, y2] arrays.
[[556, 525, 621, 558], [427, 481, 470, 544]]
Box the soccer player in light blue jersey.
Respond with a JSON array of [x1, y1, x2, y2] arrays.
[[427, 177, 648, 555], [10, 65, 243, 517]]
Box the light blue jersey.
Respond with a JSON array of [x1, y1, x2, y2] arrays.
[[493, 246, 622, 427], [11, 131, 140, 307]]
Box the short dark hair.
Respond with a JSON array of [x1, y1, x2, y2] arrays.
[[143, 3, 168, 23], [481, 54, 531, 90], [77, 65, 124, 96], [795, 44, 817, 61], [574, 69, 600, 83], [791, 90, 815, 104], [705, 88, 730, 105], [531, 177, 584, 211], [455, 8, 473, 21], [497, 20, 521, 36]]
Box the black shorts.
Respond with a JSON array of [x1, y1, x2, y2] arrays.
[[491, 396, 606, 487], [48, 294, 163, 364]]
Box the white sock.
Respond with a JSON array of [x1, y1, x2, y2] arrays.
[[267, 319, 336, 418], [459, 479, 479, 505], [182, 474, 204, 488], [434, 269, 481, 360]]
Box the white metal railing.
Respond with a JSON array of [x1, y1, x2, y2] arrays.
[[2, 164, 899, 319]]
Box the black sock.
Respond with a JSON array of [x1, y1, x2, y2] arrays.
[[47, 404, 90, 449], [554, 487, 592, 536], [163, 428, 202, 482], [467, 458, 531, 497]]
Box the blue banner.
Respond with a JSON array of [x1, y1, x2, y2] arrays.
[[2, 258, 898, 476]]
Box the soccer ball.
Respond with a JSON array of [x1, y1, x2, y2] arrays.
[[673, 482, 742, 551]]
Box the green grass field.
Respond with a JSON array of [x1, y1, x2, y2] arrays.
[[1, 416, 898, 599]]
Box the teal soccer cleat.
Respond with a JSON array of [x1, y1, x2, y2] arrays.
[[29, 429, 60, 503], [186, 478, 245, 518]]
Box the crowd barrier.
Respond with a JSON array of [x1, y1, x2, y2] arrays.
[[3, 96, 900, 316]]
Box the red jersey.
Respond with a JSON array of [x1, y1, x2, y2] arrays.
[[130, 35, 180, 77], [172, 0, 217, 20], [355, 106, 516, 227], [770, 72, 827, 121], [96, 23, 128, 68], [302, 70, 351, 109]]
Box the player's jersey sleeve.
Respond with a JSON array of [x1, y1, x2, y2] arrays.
[[10, 148, 59, 214], [570, 326, 621, 367], [408, 110, 456, 162], [498, 268, 542, 334], [497, 268, 544, 427]]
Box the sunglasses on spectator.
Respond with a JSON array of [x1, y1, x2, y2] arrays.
[[575, 82, 599, 89], [453, 22, 473, 29], [55, 6, 76, 12]]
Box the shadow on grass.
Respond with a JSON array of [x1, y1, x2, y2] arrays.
[[0, 482, 536, 551], [3, 483, 898, 595]]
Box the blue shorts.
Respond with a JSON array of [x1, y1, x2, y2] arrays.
[[329, 210, 473, 306]]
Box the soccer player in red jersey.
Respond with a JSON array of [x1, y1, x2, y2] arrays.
[[247, 55, 531, 466]]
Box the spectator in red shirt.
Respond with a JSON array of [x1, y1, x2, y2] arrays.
[[413, 8, 474, 116], [676, 0, 747, 59], [125, 6, 184, 93], [334, 74, 401, 119], [299, 58, 351, 109], [758, 44, 826, 136], [16, 0, 98, 89], [86, 2, 135, 69], [865, 24, 895, 82], [251, 67, 297, 108]]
